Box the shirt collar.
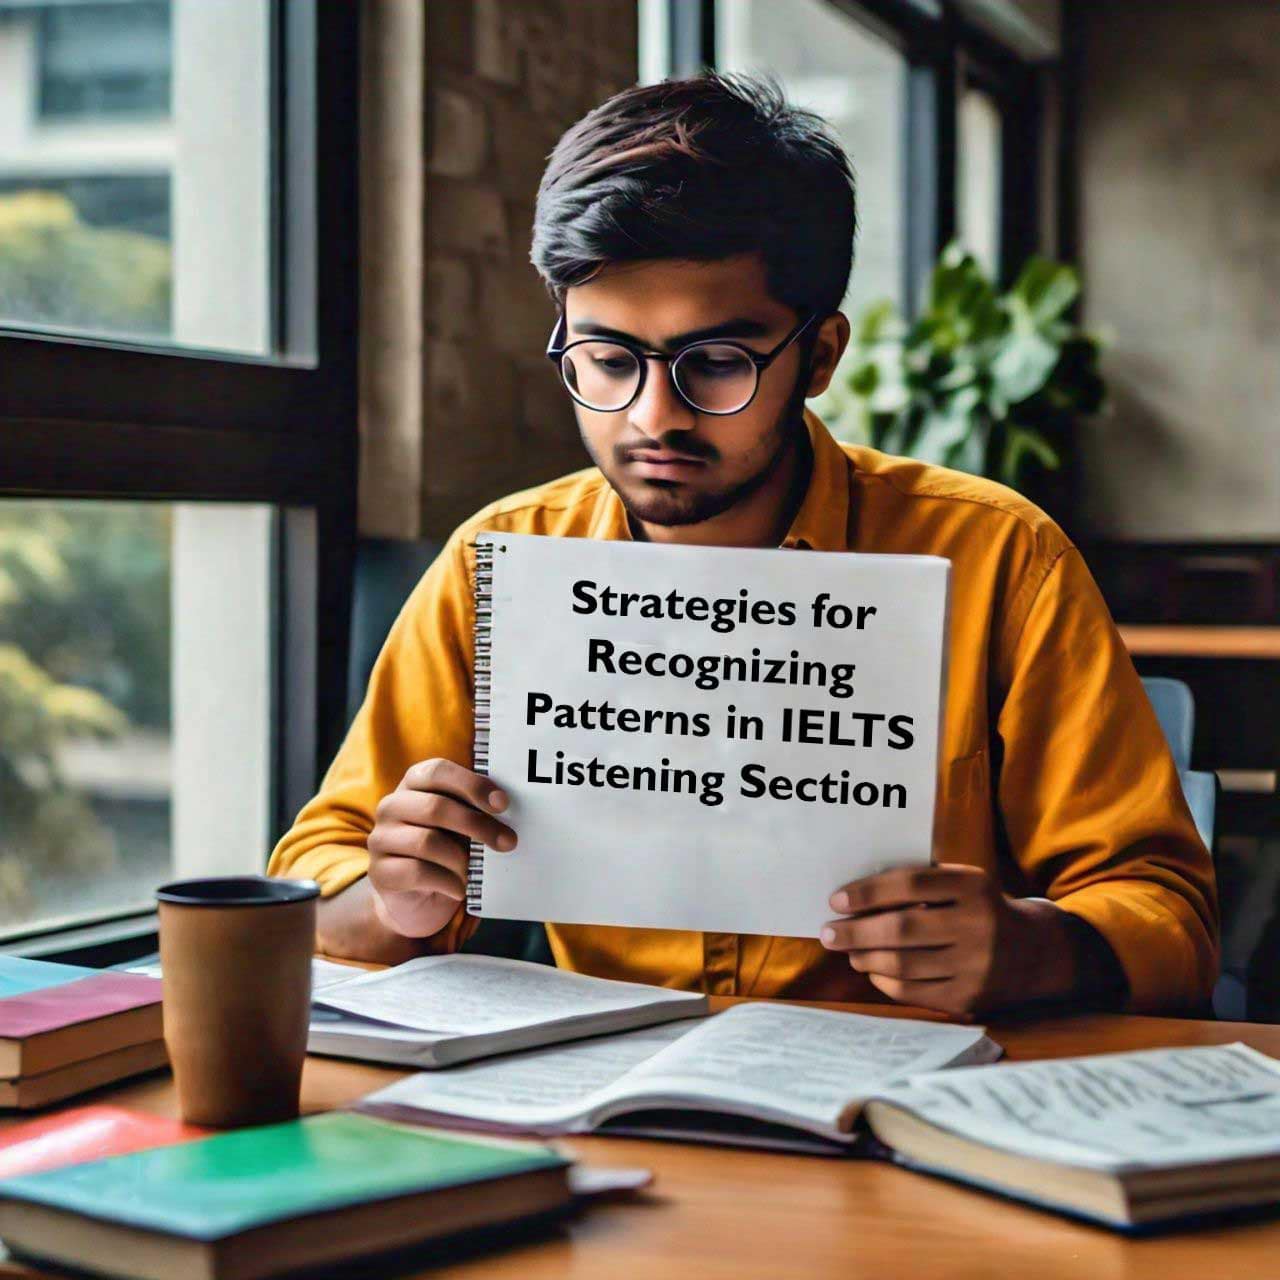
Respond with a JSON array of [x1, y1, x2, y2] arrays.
[[586, 406, 851, 551], [780, 407, 851, 551]]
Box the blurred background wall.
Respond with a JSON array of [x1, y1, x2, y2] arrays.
[[1072, 0, 1280, 542]]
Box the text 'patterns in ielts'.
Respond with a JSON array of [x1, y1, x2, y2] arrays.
[[522, 579, 918, 810]]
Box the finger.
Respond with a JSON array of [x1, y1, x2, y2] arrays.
[[845, 947, 958, 981], [370, 852, 464, 902], [820, 906, 957, 952], [379, 791, 516, 852], [370, 823, 469, 882], [829, 865, 975, 915], [867, 973, 979, 1021], [400, 757, 509, 814]]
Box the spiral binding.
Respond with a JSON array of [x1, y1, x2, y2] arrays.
[[466, 538, 495, 915]]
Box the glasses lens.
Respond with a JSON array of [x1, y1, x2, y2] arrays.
[[560, 342, 641, 411], [673, 344, 757, 414]]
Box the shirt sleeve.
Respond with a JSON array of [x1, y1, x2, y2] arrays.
[[266, 530, 481, 952], [995, 546, 1220, 1013]]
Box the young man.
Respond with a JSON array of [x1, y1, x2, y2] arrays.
[[269, 74, 1217, 1016]]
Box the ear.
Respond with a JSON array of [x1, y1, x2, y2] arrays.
[[804, 312, 851, 398]]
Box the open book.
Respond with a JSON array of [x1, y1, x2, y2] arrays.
[[862, 1042, 1280, 1229], [356, 1001, 1001, 1155], [308, 954, 708, 1068]]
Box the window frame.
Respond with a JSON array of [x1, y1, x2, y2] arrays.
[[0, 0, 359, 960], [661, 0, 1049, 310]]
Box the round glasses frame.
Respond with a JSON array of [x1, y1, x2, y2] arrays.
[[545, 309, 821, 416]]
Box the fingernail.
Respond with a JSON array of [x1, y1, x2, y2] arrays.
[[494, 832, 516, 852], [831, 893, 850, 912], [820, 926, 836, 946], [488, 790, 508, 812]]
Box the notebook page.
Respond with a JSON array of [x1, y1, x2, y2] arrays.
[[313, 953, 703, 1035], [360, 1021, 692, 1127], [472, 533, 950, 938], [870, 1043, 1280, 1171], [613, 1003, 995, 1131]]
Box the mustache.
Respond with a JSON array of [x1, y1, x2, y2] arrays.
[[614, 436, 719, 464]]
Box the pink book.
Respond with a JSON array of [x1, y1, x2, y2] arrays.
[[0, 973, 161, 1041]]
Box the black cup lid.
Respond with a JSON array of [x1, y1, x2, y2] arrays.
[[156, 875, 320, 907]]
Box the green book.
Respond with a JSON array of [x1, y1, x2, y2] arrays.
[[0, 1110, 572, 1280]]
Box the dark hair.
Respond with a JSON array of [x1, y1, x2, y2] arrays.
[[531, 72, 856, 317]]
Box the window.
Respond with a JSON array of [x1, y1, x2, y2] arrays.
[[0, 500, 274, 936], [38, 1, 172, 120], [0, 3, 358, 954], [0, 0, 271, 353], [716, 0, 909, 318], [957, 85, 1002, 278], [638, 0, 1048, 312]]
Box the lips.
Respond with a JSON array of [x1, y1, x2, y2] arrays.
[[625, 450, 706, 466]]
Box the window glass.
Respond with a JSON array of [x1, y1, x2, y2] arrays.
[[716, 0, 908, 318], [0, 499, 274, 935], [39, 2, 171, 120], [957, 85, 1003, 278], [0, 0, 271, 353]]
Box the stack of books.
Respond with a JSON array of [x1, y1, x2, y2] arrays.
[[0, 956, 164, 1108]]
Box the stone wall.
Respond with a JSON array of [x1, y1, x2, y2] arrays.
[[359, 0, 639, 540]]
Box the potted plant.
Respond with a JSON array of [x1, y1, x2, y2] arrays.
[[816, 243, 1105, 505]]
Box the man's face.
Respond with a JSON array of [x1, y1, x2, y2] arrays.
[[562, 253, 820, 528]]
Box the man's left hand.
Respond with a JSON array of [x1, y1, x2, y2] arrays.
[[821, 864, 1083, 1017]]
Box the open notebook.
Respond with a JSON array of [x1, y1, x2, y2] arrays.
[[467, 532, 950, 939]]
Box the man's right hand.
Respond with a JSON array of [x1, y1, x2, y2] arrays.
[[367, 759, 516, 938]]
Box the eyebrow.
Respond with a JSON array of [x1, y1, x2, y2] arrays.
[[569, 316, 774, 350]]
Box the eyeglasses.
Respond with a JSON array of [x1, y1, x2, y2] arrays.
[[545, 309, 821, 416]]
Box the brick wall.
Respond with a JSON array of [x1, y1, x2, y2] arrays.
[[359, 0, 639, 540]]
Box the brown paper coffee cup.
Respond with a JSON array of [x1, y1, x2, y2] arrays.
[[157, 876, 319, 1127]]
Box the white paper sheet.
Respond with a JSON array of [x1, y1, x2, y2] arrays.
[[472, 533, 950, 938]]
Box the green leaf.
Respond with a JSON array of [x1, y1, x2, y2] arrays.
[[1012, 257, 1080, 326], [1000, 423, 1061, 486], [990, 330, 1059, 403]]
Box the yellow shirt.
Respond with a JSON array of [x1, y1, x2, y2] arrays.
[[268, 409, 1218, 1013]]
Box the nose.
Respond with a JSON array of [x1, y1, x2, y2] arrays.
[[626, 357, 697, 440]]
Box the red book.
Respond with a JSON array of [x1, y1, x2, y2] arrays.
[[0, 1105, 205, 1178]]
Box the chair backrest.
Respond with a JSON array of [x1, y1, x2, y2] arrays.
[[1139, 677, 1235, 1016], [1141, 676, 1194, 770], [348, 538, 553, 966], [1140, 676, 1215, 847]]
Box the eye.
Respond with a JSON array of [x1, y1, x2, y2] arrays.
[[682, 349, 748, 377]]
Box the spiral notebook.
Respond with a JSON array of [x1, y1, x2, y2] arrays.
[[467, 531, 950, 939]]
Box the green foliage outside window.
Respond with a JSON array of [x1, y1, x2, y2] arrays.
[[816, 243, 1106, 490], [0, 505, 171, 923], [0, 190, 171, 338]]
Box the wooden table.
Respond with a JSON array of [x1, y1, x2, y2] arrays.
[[3, 998, 1280, 1279]]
